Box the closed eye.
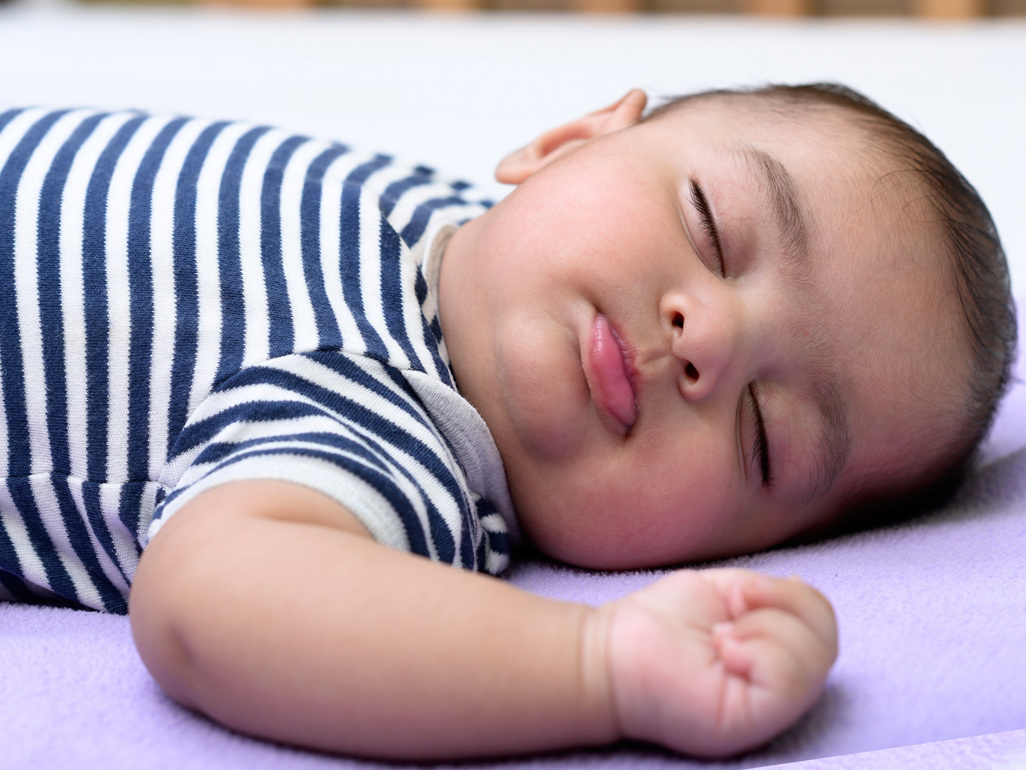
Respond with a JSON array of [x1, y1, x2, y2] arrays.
[[747, 384, 775, 488], [689, 180, 725, 276]]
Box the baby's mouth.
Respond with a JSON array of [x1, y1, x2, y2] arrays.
[[587, 313, 639, 434]]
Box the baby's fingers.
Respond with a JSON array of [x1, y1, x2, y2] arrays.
[[714, 606, 835, 695], [705, 607, 835, 752], [705, 571, 838, 660]]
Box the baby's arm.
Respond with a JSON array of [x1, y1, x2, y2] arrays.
[[129, 480, 837, 760]]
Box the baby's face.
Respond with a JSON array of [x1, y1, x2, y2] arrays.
[[439, 96, 966, 568]]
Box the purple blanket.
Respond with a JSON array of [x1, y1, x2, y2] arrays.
[[3, 301, 1025, 767]]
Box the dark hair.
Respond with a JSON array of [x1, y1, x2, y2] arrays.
[[649, 83, 1018, 514]]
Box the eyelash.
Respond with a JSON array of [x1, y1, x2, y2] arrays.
[[690, 181, 771, 487], [689, 180, 725, 276], [746, 385, 775, 488]]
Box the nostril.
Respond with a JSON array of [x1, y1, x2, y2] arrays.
[[672, 312, 684, 329], [684, 362, 699, 381]]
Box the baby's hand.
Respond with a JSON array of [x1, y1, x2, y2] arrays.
[[592, 569, 837, 757]]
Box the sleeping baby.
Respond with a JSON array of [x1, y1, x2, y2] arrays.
[[0, 83, 1015, 759]]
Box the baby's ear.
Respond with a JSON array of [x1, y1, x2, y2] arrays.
[[494, 89, 647, 185]]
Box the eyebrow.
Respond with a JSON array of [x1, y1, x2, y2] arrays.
[[737, 146, 853, 503], [739, 147, 810, 274]]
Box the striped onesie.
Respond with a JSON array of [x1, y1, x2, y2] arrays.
[[0, 108, 517, 614]]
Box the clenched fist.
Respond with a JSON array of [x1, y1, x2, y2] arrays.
[[586, 569, 838, 757]]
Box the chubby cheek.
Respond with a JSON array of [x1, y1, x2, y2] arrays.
[[511, 452, 740, 570]]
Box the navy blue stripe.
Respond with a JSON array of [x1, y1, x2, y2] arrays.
[[461, 503, 478, 568], [338, 156, 393, 360], [0, 569, 38, 603], [482, 526, 510, 566], [172, 399, 345, 455], [378, 216, 426, 373], [400, 194, 467, 247], [249, 351, 429, 439], [52, 477, 127, 613], [207, 357, 460, 545], [82, 481, 129, 584], [378, 169, 432, 218], [0, 109, 70, 478], [0, 108, 28, 136], [165, 121, 229, 447], [165, 442, 434, 559], [125, 117, 187, 483], [347, 153, 392, 187], [260, 134, 307, 359], [187, 428, 395, 472], [300, 144, 347, 349], [7, 478, 78, 605], [212, 125, 271, 392], [83, 114, 147, 480], [424, 304, 453, 386], [116, 482, 146, 578], [0, 503, 25, 588], [169, 361, 460, 561], [409, 242, 452, 384], [36, 112, 108, 478]]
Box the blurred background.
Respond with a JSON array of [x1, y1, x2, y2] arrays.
[[4, 0, 1026, 26]]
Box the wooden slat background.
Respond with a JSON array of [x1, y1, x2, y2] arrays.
[[333, 0, 1022, 16], [74, 0, 1026, 21]]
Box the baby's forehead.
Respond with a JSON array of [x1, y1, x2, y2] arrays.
[[652, 92, 890, 168]]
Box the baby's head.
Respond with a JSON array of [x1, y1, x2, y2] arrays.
[[438, 83, 1017, 569]]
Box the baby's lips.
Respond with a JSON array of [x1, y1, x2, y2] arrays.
[[590, 314, 639, 430]]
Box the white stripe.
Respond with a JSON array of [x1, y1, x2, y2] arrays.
[[375, 174, 447, 240], [318, 149, 377, 357], [237, 354, 452, 465], [27, 475, 104, 610], [278, 137, 332, 354], [13, 109, 91, 475], [65, 478, 132, 598], [185, 121, 254, 441], [0, 108, 47, 170], [267, 353, 463, 554], [104, 115, 174, 482], [0, 125, 45, 498], [237, 128, 290, 370], [358, 187, 409, 366], [398, 230, 435, 375], [169, 428, 434, 558], [98, 481, 140, 580], [150, 454, 413, 554], [0, 485, 51, 596], [163, 353, 464, 562], [59, 111, 136, 478], [146, 117, 213, 478]]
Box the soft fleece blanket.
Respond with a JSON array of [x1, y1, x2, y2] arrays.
[[1, 7, 1024, 768]]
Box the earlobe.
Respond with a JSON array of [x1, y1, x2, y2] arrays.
[[494, 89, 647, 185]]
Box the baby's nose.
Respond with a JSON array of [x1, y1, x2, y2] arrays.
[[667, 305, 740, 402]]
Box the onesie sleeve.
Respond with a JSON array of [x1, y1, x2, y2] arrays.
[[148, 349, 507, 573]]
